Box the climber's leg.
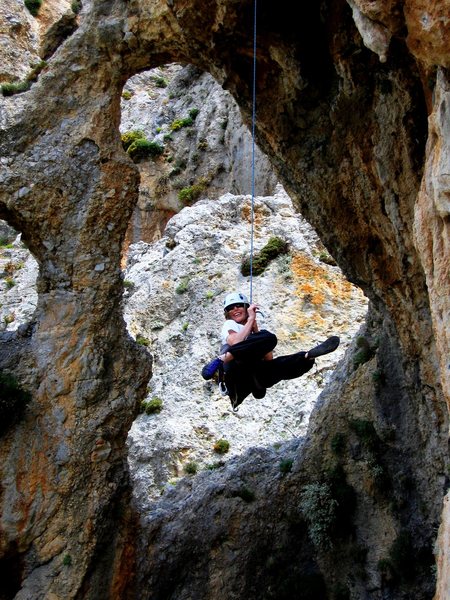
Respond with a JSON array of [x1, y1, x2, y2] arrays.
[[229, 330, 277, 363], [224, 361, 254, 409], [254, 352, 315, 388]]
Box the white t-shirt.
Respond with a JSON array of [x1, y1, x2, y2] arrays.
[[221, 319, 244, 345]]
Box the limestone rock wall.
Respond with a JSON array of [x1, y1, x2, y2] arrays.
[[124, 188, 367, 510], [0, 0, 448, 598], [120, 64, 277, 244]]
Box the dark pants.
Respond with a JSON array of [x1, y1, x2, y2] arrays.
[[223, 330, 314, 408]]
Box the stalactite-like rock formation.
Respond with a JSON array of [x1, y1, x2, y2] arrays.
[[0, 0, 448, 598]]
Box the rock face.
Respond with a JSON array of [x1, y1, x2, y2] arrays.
[[124, 188, 367, 509], [120, 65, 277, 244], [0, 1, 448, 599], [0, 234, 38, 331]]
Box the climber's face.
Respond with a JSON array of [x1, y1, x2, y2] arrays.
[[226, 303, 248, 324]]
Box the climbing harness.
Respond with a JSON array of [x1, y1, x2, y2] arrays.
[[248, 0, 257, 304]]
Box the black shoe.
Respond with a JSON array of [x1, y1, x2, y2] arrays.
[[307, 336, 340, 359]]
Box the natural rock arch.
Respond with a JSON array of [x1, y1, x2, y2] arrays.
[[0, 0, 448, 598]]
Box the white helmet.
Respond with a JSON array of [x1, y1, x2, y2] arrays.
[[223, 292, 250, 311]]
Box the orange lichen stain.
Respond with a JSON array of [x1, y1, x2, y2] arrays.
[[240, 202, 267, 225], [291, 253, 355, 307], [15, 437, 55, 536], [240, 203, 251, 222], [311, 291, 325, 306], [301, 283, 315, 295], [285, 252, 363, 338], [294, 312, 327, 330]]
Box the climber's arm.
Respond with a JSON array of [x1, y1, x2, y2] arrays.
[[226, 304, 258, 346]]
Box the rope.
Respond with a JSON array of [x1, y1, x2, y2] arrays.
[[249, 0, 257, 303]]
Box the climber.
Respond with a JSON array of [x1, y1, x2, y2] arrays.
[[201, 292, 340, 410]]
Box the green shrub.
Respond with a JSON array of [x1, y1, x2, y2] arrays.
[[24, 0, 42, 16], [206, 461, 225, 470], [175, 277, 189, 294], [151, 75, 167, 88], [71, 1, 81, 14], [189, 107, 199, 119], [372, 370, 386, 386], [349, 419, 390, 493], [26, 60, 47, 82], [4, 277, 16, 289], [180, 117, 193, 127], [318, 251, 337, 266], [241, 236, 289, 277], [2, 61, 47, 96], [178, 177, 208, 205], [184, 461, 198, 475], [123, 280, 135, 290], [279, 458, 293, 474], [178, 186, 196, 204], [127, 139, 164, 162], [213, 439, 230, 454], [141, 397, 163, 415], [0, 371, 31, 436], [299, 482, 338, 549], [62, 554, 72, 566], [170, 117, 194, 131], [136, 335, 150, 346], [121, 90, 133, 100], [170, 119, 183, 131], [1, 81, 31, 96], [121, 130, 145, 151]]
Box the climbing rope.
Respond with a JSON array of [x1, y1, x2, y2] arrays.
[[249, 0, 257, 303]]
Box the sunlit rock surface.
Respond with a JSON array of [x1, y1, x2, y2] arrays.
[[120, 64, 276, 244], [124, 188, 367, 509]]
